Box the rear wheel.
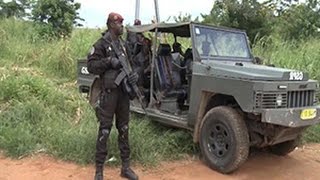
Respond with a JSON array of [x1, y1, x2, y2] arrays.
[[269, 136, 301, 156], [199, 106, 249, 174]]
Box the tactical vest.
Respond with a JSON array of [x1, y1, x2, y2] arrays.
[[101, 33, 125, 90]]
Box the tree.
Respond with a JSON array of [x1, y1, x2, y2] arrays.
[[275, 0, 320, 40], [0, 0, 30, 18], [31, 0, 83, 38], [201, 0, 275, 44], [263, 0, 298, 16], [173, 12, 199, 23]]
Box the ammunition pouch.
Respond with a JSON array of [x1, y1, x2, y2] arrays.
[[89, 69, 120, 108]]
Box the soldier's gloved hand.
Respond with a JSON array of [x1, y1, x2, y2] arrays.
[[110, 57, 122, 69], [128, 72, 139, 85]]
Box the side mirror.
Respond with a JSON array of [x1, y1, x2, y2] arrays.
[[253, 56, 263, 65], [254, 56, 276, 67]]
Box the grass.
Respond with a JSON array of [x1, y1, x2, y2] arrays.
[[0, 18, 197, 166], [303, 126, 320, 143], [253, 37, 320, 81], [253, 37, 320, 142], [0, 18, 320, 166], [0, 69, 197, 165]]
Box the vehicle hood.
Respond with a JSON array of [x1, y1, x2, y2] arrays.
[[197, 61, 309, 81]]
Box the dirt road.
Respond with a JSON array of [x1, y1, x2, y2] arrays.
[[1, 144, 320, 180]]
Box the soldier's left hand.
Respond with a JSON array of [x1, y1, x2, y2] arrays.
[[128, 72, 139, 85]]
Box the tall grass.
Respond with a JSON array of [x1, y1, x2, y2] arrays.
[[253, 37, 320, 81], [0, 68, 196, 165], [0, 18, 101, 81], [1, 18, 320, 166], [0, 19, 196, 165]]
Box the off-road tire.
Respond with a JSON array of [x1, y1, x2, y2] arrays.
[[199, 106, 249, 174], [269, 136, 301, 156]]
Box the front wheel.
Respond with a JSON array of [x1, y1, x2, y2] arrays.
[[199, 106, 249, 174]]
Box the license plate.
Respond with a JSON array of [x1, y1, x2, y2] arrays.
[[300, 109, 317, 120]]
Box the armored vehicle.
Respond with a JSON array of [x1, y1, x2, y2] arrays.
[[77, 22, 320, 173]]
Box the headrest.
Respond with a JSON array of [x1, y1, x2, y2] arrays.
[[158, 44, 171, 56]]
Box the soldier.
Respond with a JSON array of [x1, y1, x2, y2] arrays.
[[126, 19, 144, 61], [87, 12, 139, 180], [172, 42, 185, 60]]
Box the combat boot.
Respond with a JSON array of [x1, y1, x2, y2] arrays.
[[120, 162, 138, 180], [94, 164, 104, 180]]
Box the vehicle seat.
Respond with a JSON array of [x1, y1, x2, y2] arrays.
[[156, 44, 174, 90], [155, 44, 186, 97]]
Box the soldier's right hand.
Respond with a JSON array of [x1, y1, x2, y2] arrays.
[[110, 57, 122, 69]]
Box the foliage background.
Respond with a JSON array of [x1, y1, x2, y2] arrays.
[[1, 0, 320, 165]]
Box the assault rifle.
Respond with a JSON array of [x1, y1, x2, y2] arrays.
[[111, 40, 147, 112]]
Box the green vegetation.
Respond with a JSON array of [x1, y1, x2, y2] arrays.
[[31, 0, 83, 38], [1, 0, 82, 38], [253, 37, 320, 81], [252, 37, 320, 143], [0, 19, 196, 166], [0, 8, 320, 166], [201, 0, 320, 42], [303, 125, 320, 143]]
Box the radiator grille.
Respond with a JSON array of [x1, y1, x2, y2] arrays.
[[255, 92, 287, 109], [255, 90, 315, 109], [287, 90, 314, 108]]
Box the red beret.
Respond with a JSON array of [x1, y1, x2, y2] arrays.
[[107, 12, 124, 23]]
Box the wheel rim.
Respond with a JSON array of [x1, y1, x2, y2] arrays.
[[206, 122, 231, 158]]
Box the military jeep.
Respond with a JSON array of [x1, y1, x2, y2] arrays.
[[77, 22, 320, 174]]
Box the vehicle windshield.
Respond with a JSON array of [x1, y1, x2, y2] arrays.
[[193, 26, 251, 60]]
